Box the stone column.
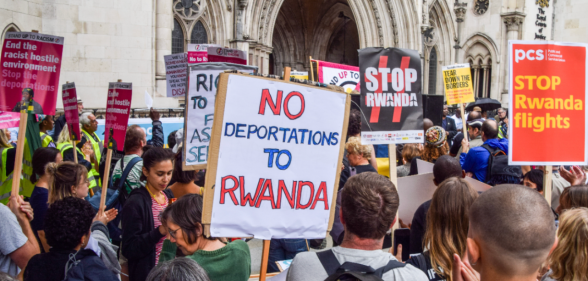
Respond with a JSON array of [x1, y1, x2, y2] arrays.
[[453, 1, 467, 63], [473, 65, 480, 97], [482, 65, 490, 97], [501, 15, 524, 94]]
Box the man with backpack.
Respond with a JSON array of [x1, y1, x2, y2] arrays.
[[460, 119, 520, 184], [286, 172, 428, 281]]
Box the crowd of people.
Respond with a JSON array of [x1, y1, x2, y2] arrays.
[[0, 100, 587, 281]]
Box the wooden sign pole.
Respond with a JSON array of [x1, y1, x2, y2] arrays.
[[72, 140, 78, 163], [544, 166, 553, 207], [309, 56, 315, 82], [460, 105, 467, 137], [11, 107, 28, 198], [98, 79, 121, 213], [259, 67, 292, 281]]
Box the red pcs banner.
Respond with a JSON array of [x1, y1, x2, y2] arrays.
[[0, 32, 64, 115], [104, 82, 132, 151], [62, 82, 81, 141]]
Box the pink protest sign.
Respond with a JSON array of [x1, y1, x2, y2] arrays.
[[104, 82, 132, 151], [207, 47, 247, 65], [62, 82, 81, 141], [0, 32, 64, 115], [0, 112, 20, 129], [187, 44, 219, 64]]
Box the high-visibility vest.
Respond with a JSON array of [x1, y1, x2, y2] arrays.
[[40, 132, 55, 148], [56, 143, 98, 190], [81, 130, 102, 185], [21, 138, 34, 198], [498, 124, 507, 139], [0, 147, 16, 205]]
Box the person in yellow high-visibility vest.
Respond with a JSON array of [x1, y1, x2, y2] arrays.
[[80, 112, 103, 187], [55, 126, 98, 190], [0, 128, 35, 203], [39, 115, 55, 148]]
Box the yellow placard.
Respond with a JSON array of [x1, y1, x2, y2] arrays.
[[442, 63, 475, 105]]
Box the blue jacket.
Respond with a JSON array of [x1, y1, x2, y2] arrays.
[[460, 138, 509, 182]]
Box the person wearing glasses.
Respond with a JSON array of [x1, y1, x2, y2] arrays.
[[159, 194, 251, 281]]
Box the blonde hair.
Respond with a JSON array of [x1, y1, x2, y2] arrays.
[[345, 136, 372, 159], [46, 162, 88, 204], [548, 208, 588, 281], [0, 129, 12, 148]]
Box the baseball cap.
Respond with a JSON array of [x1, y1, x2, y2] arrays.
[[466, 118, 484, 127]]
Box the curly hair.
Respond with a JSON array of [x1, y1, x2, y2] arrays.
[[44, 197, 95, 250], [345, 136, 372, 159], [421, 142, 449, 163], [347, 109, 362, 137], [548, 208, 588, 281]]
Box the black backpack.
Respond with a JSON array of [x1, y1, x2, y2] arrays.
[[481, 144, 522, 185], [317, 249, 406, 281]]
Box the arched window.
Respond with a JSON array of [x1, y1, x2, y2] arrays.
[[2, 24, 20, 41], [172, 19, 184, 54], [190, 21, 208, 44], [428, 47, 438, 95], [465, 42, 492, 98]]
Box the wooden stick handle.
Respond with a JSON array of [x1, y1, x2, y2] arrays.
[[284, 67, 291, 81], [544, 166, 553, 207], [460, 105, 467, 137], [309, 56, 315, 82], [98, 149, 113, 212], [72, 140, 78, 164], [11, 111, 28, 197], [259, 240, 271, 281]]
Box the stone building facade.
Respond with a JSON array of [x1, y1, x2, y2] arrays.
[[1, 0, 586, 109]]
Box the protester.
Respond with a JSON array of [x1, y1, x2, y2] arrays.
[[38, 116, 55, 148], [409, 155, 465, 254], [159, 194, 250, 281], [80, 112, 103, 186], [397, 144, 421, 178], [121, 147, 175, 281], [538, 166, 571, 210], [167, 130, 177, 150], [460, 119, 511, 183], [347, 109, 377, 169], [0, 129, 17, 204], [557, 185, 588, 214], [112, 125, 149, 196], [168, 151, 201, 198], [287, 172, 428, 280], [423, 118, 434, 134], [24, 197, 118, 281], [409, 126, 448, 175], [453, 111, 483, 159], [523, 169, 544, 194], [0, 195, 39, 278], [453, 184, 556, 281], [55, 125, 98, 189], [147, 258, 211, 281], [442, 105, 457, 146], [46, 162, 91, 204], [497, 108, 508, 139], [52, 97, 83, 141], [543, 208, 588, 281], [29, 147, 62, 253], [407, 177, 478, 281], [450, 106, 463, 130], [346, 136, 377, 173]]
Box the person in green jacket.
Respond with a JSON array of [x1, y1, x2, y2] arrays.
[[158, 194, 251, 281]]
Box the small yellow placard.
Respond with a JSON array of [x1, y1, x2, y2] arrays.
[[442, 63, 475, 105]]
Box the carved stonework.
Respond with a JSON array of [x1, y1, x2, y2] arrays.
[[173, 0, 206, 20], [384, 0, 399, 46], [474, 0, 489, 15], [503, 16, 524, 32], [423, 26, 437, 46], [369, 0, 385, 47], [422, 0, 429, 24], [454, 2, 467, 22], [536, 0, 549, 8]]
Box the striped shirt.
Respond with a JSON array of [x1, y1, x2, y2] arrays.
[[151, 193, 168, 265]]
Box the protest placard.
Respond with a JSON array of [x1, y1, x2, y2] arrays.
[[442, 63, 475, 105], [207, 47, 247, 65], [290, 71, 308, 80], [0, 32, 64, 115], [187, 44, 219, 64], [104, 82, 132, 151], [315, 60, 360, 93], [0, 112, 20, 129], [164, 53, 187, 97], [509, 41, 588, 165], [183, 63, 258, 170], [202, 73, 350, 239], [62, 82, 81, 141], [359, 48, 424, 145]]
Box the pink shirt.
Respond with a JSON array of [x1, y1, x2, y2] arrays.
[[151, 193, 168, 265]]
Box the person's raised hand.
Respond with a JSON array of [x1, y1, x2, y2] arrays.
[[93, 207, 118, 225], [399, 219, 411, 229], [452, 254, 480, 281], [104, 208, 118, 223], [393, 244, 403, 262], [7, 195, 32, 222], [560, 166, 587, 186], [461, 138, 470, 153], [149, 108, 160, 121]]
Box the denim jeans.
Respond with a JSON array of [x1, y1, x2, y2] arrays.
[[267, 239, 308, 273]]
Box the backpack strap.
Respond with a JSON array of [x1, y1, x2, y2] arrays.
[[412, 253, 428, 273], [116, 157, 142, 191], [373, 259, 406, 276], [317, 249, 341, 277]]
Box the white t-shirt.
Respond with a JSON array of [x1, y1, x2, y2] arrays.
[[286, 246, 428, 281], [450, 115, 463, 130], [0, 204, 28, 277]]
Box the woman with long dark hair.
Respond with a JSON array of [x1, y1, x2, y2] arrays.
[[121, 147, 175, 281]]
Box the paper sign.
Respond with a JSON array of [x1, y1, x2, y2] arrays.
[[290, 71, 308, 80], [183, 63, 258, 170], [144, 90, 153, 109], [62, 82, 81, 140], [0, 32, 64, 115], [0, 112, 20, 129], [164, 53, 187, 97], [205, 73, 350, 239], [442, 63, 475, 105], [187, 44, 219, 64], [276, 260, 292, 271], [316, 60, 360, 93], [359, 48, 424, 144], [416, 159, 434, 174], [104, 82, 132, 151], [508, 41, 588, 165], [207, 47, 247, 65]]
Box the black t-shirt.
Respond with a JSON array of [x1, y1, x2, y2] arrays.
[[450, 132, 464, 156], [409, 199, 431, 254], [354, 164, 377, 174], [406, 251, 446, 281]]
